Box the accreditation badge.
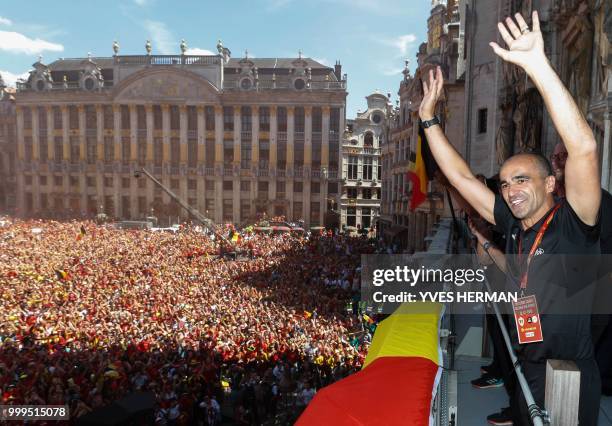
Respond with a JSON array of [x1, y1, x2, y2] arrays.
[[512, 294, 543, 344]]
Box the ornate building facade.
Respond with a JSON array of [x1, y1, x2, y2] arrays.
[[9, 42, 347, 226], [379, 0, 463, 252], [0, 78, 16, 212], [339, 92, 388, 231]]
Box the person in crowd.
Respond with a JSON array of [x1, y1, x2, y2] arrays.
[[419, 10, 603, 425], [0, 216, 374, 424]]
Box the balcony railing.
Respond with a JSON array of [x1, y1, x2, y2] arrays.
[[114, 55, 221, 66]]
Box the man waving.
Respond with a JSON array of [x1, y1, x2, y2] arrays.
[[419, 11, 602, 426]]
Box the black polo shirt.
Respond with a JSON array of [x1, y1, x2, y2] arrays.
[[494, 194, 601, 362]]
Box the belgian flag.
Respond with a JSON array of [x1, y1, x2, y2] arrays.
[[406, 123, 437, 211]]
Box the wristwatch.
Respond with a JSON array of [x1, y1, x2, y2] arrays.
[[421, 116, 440, 129], [482, 241, 492, 252]]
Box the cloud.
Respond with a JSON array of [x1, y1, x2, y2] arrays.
[[0, 69, 30, 87], [0, 16, 12, 26], [378, 34, 418, 57], [185, 48, 215, 56], [0, 31, 64, 55], [381, 67, 404, 76], [142, 20, 174, 54]]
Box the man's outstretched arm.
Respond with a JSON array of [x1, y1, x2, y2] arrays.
[[490, 11, 600, 225], [419, 67, 496, 224]]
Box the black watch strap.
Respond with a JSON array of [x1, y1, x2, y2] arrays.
[[421, 116, 440, 129]]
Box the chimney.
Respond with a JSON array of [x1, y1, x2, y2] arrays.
[[334, 60, 342, 81]]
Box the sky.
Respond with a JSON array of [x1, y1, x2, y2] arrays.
[[0, 0, 432, 118]]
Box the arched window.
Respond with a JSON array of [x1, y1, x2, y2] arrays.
[[364, 132, 374, 147]]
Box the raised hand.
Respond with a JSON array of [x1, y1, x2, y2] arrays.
[[490, 11, 545, 74], [419, 66, 444, 121]]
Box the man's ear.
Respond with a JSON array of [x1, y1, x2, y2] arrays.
[[545, 175, 556, 194]]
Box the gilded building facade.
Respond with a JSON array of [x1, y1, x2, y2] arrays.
[[9, 43, 347, 226], [0, 80, 16, 212], [339, 93, 388, 231]]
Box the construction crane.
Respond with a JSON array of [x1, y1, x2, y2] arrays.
[[133, 167, 231, 246]]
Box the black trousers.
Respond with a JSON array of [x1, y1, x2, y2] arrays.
[[486, 310, 515, 397], [510, 358, 600, 426]]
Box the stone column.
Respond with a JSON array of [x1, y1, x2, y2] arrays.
[[112, 105, 122, 217], [145, 105, 154, 213], [47, 106, 55, 162], [321, 106, 330, 220], [214, 105, 224, 223], [179, 105, 188, 220], [129, 105, 138, 218], [602, 112, 611, 192], [269, 106, 277, 203], [60, 105, 70, 164], [286, 106, 294, 220], [232, 106, 241, 223], [31, 107, 40, 212], [78, 105, 86, 161], [197, 106, 206, 214], [95, 105, 104, 216], [96, 105, 104, 163], [161, 104, 171, 204], [303, 106, 312, 225], [15, 106, 24, 214], [251, 106, 260, 217]]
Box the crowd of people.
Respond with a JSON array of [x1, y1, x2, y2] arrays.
[[0, 217, 377, 424]]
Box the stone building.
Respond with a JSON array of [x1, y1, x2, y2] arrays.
[[9, 41, 347, 227], [379, 0, 464, 252], [0, 76, 16, 213], [339, 92, 388, 231], [460, 0, 612, 189]]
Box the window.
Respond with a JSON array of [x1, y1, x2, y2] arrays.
[[154, 138, 163, 166], [259, 107, 270, 131], [39, 136, 48, 161], [170, 106, 180, 130], [362, 208, 372, 229], [206, 180, 214, 191], [138, 139, 147, 166], [294, 107, 305, 133], [362, 156, 373, 180], [205, 106, 215, 131], [241, 106, 252, 132], [86, 137, 97, 164], [478, 108, 488, 134], [310, 202, 320, 224], [362, 188, 372, 199], [188, 139, 197, 168], [39, 176, 47, 186], [348, 156, 358, 180], [170, 179, 179, 190], [170, 138, 180, 166], [277, 181, 285, 196], [223, 199, 233, 221], [294, 181, 303, 192], [87, 177, 96, 187], [188, 179, 197, 190], [311, 182, 320, 193], [223, 180, 233, 191], [104, 137, 113, 162], [54, 176, 63, 186], [347, 188, 358, 199], [328, 182, 338, 194], [122, 178, 131, 189], [138, 178, 146, 189], [347, 207, 356, 227], [293, 201, 303, 221], [122, 137, 130, 164], [258, 181, 269, 193], [277, 107, 287, 132], [223, 107, 234, 131], [364, 132, 374, 146], [54, 107, 63, 129], [121, 105, 130, 130], [105, 177, 114, 188], [70, 137, 79, 163], [241, 140, 251, 169], [154, 106, 162, 130], [70, 176, 79, 187], [25, 176, 32, 185], [240, 181, 250, 191]]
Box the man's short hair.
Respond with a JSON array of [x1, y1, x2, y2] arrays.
[[505, 152, 553, 178]]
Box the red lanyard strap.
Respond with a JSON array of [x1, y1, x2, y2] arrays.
[[518, 203, 562, 289]]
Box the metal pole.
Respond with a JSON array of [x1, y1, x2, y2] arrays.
[[475, 252, 546, 426], [135, 167, 230, 245]]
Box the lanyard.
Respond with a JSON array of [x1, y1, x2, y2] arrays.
[[517, 203, 562, 290]]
